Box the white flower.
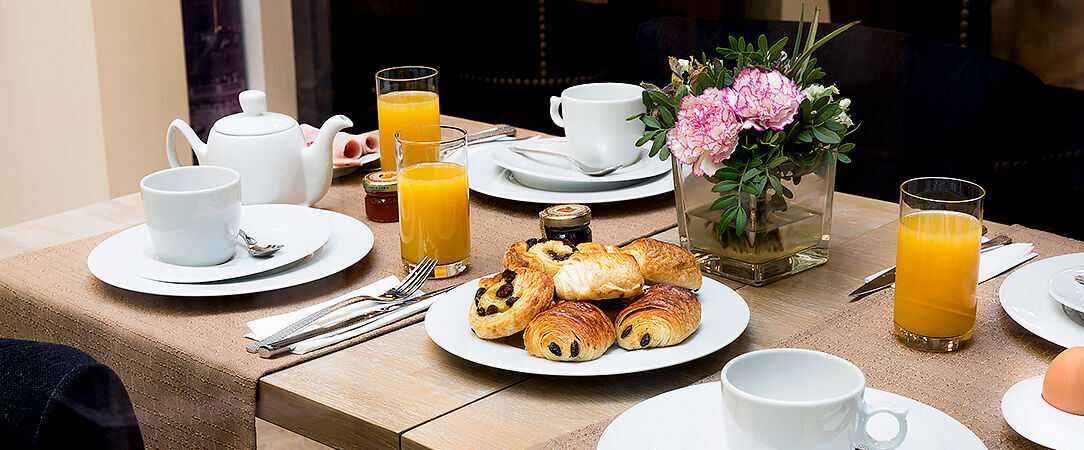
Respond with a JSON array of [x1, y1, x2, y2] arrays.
[[801, 84, 839, 101], [839, 98, 851, 110]]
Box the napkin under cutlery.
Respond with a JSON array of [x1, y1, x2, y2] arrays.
[[245, 276, 431, 355], [864, 242, 1038, 286]]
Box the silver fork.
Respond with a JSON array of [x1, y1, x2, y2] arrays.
[[244, 256, 436, 353]]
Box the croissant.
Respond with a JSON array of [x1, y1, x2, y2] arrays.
[[620, 238, 702, 290], [524, 301, 615, 362], [552, 252, 644, 301], [614, 284, 701, 350], [468, 267, 555, 339], [575, 242, 620, 254], [503, 239, 576, 277]]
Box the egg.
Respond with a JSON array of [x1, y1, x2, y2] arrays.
[[1042, 346, 1084, 415]]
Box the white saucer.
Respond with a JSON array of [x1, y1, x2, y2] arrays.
[[599, 382, 986, 449], [124, 204, 331, 283], [426, 277, 749, 376], [1002, 375, 1084, 449], [469, 146, 682, 204], [1049, 265, 1084, 314], [88, 209, 373, 297], [1000, 253, 1084, 348], [491, 138, 671, 192]]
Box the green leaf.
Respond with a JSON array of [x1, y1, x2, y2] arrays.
[[797, 130, 813, 143], [735, 208, 748, 235], [712, 180, 740, 192], [811, 95, 830, 111], [625, 113, 644, 121], [641, 115, 661, 129], [649, 90, 673, 107], [674, 85, 689, 104], [823, 119, 845, 132], [836, 152, 851, 163], [839, 142, 855, 153], [738, 37, 746, 51], [710, 193, 738, 210], [757, 35, 768, 54], [716, 168, 741, 178], [660, 146, 671, 160], [642, 90, 653, 107], [741, 183, 759, 195], [766, 156, 789, 168], [768, 174, 784, 194], [768, 37, 788, 60], [720, 206, 739, 230], [729, 36, 738, 50], [659, 107, 676, 128], [635, 133, 652, 147], [755, 175, 768, 194], [816, 104, 841, 122], [696, 72, 713, 90], [650, 133, 666, 156], [723, 159, 745, 169], [792, 4, 805, 60], [740, 168, 761, 183], [813, 128, 841, 144]]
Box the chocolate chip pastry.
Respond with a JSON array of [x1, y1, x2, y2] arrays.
[[502, 238, 577, 277], [468, 267, 554, 339], [614, 283, 701, 350], [523, 301, 615, 362]]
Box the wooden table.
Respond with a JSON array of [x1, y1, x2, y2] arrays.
[[0, 118, 1007, 449]]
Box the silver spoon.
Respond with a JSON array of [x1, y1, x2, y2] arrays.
[[239, 229, 282, 257], [508, 145, 625, 177]]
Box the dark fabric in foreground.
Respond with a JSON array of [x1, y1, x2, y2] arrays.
[[0, 339, 143, 449]]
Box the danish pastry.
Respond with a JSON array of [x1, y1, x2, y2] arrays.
[[503, 238, 577, 277], [614, 284, 701, 350], [524, 301, 615, 362], [620, 238, 703, 290], [552, 252, 644, 301], [468, 267, 554, 339]]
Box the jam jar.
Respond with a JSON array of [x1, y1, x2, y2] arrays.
[[363, 171, 398, 222], [539, 204, 592, 245]]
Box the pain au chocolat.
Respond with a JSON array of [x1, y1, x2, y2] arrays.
[[614, 284, 701, 350], [468, 267, 554, 339], [524, 301, 615, 362]]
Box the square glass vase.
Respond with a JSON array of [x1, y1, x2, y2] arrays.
[[672, 157, 836, 286]]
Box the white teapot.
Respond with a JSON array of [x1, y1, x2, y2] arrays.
[[166, 90, 353, 206]]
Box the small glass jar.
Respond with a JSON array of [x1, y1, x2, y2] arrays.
[[363, 171, 398, 222], [539, 204, 592, 245]]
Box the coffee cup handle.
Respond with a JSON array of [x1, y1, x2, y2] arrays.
[[549, 96, 565, 128], [856, 402, 908, 450]]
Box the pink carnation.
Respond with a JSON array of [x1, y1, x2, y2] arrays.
[[666, 88, 742, 177], [724, 68, 804, 131]]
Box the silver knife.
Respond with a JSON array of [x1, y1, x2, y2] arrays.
[[848, 235, 1012, 298], [254, 283, 459, 358]]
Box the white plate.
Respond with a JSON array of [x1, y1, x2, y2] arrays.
[[124, 204, 331, 283], [599, 382, 985, 449], [425, 277, 749, 376], [1000, 253, 1084, 348], [332, 153, 381, 178], [1049, 265, 1084, 314], [1002, 375, 1084, 449], [491, 138, 671, 191], [88, 209, 373, 297], [469, 146, 682, 204]]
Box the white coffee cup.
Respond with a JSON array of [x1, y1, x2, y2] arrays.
[[139, 166, 242, 266], [720, 348, 909, 450], [549, 82, 646, 168]]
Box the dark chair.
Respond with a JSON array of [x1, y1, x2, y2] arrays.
[[636, 18, 1084, 238], [0, 339, 143, 449]]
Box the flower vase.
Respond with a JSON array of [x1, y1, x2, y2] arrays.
[[672, 156, 836, 286]]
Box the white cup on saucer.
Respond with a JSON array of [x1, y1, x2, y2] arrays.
[[720, 348, 909, 450], [549, 82, 646, 168], [139, 166, 242, 266]]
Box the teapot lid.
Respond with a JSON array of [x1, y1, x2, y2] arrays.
[[212, 90, 297, 136]]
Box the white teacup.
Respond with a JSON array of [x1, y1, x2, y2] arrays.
[[549, 82, 646, 168], [139, 166, 242, 266], [720, 348, 909, 450]]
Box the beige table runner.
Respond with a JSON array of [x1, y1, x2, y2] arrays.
[[540, 225, 1076, 449], [0, 167, 678, 448]]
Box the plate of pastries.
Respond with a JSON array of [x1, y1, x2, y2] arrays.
[[425, 237, 750, 376]]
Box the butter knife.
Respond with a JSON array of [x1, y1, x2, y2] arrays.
[[848, 235, 1012, 298], [255, 283, 459, 358]]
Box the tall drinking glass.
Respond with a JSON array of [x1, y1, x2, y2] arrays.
[[894, 177, 985, 352], [395, 125, 470, 278], [376, 66, 441, 171]]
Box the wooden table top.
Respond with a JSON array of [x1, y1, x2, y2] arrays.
[[0, 117, 1008, 449]]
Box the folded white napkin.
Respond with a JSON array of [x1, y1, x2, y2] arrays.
[[245, 276, 431, 355], [865, 242, 1038, 285]]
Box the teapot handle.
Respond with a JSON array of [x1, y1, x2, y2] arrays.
[[166, 119, 206, 167]]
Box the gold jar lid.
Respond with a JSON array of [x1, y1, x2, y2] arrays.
[[363, 171, 397, 193], [539, 204, 591, 228]]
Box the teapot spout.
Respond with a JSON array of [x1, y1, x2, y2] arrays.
[[303, 114, 354, 206]]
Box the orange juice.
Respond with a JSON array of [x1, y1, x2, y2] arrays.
[[377, 90, 440, 170], [894, 210, 981, 338], [398, 162, 470, 265]]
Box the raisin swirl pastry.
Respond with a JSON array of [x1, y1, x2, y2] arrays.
[[615, 284, 701, 350], [620, 238, 702, 290], [552, 252, 644, 301], [502, 238, 577, 277], [468, 267, 554, 339], [524, 301, 615, 362]]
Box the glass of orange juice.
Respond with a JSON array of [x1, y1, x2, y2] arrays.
[[376, 66, 441, 171], [894, 177, 985, 352], [395, 125, 470, 278]]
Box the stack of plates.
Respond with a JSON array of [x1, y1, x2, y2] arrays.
[[87, 204, 374, 297], [469, 138, 686, 204]]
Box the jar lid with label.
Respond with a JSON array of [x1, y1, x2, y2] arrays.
[[362, 171, 398, 193]]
